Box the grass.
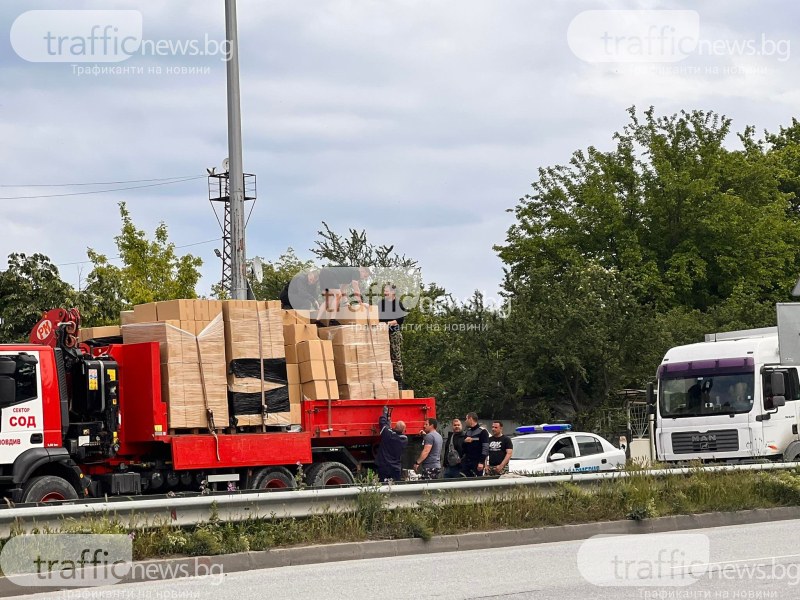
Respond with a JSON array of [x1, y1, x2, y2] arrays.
[[7, 467, 800, 561]]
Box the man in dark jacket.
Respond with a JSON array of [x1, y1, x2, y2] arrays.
[[443, 418, 466, 478], [280, 270, 320, 310], [461, 412, 489, 477], [375, 406, 408, 481]]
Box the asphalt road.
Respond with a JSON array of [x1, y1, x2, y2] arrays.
[[13, 519, 800, 600]]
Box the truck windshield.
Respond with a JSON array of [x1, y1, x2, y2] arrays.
[[660, 372, 754, 418]]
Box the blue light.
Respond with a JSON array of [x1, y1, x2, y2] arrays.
[[515, 424, 572, 434]]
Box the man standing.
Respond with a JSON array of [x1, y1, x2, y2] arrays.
[[378, 284, 407, 388], [317, 266, 371, 313], [461, 412, 489, 477], [442, 418, 466, 478], [375, 405, 408, 482], [280, 269, 320, 310], [414, 418, 443, 479], [486, 421, 513, 475]]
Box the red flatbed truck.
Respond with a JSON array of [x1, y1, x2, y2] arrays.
[[0, 320, 434, 503]]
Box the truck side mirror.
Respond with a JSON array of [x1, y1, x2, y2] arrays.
[[771, 371, 786, 397], [646, 382, 656, 414], [770, 395, 787, 409]]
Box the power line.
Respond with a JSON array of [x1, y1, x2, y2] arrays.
[[57, 237, 223, 267], [0, 176, 205, 200], [0, 175, 204, 188]]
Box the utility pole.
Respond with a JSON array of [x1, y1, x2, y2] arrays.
[[225, 0, 247, 300]]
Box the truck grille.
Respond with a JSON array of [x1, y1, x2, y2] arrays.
[[671, 430, 739, 454]]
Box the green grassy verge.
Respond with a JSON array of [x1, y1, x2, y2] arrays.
[[9, 468, 800, 561]]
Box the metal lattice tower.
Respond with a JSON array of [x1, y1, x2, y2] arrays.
[[209, 171, 257, 296]]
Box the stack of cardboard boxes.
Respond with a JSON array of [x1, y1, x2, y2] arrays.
[[117, 300, 411, 431], [121, 300, 227, 430], [319, 324, 400, 399], [283, 312, 337, 405], [222, 300, 294, 427]]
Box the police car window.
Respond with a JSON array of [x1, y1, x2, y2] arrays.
[[576, 436, 603, 456], [549, 437, 575, 459]]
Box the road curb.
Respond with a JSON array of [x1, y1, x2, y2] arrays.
[[2, 506, 799, 597]]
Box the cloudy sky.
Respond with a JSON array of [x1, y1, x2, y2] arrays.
[[1, 0, 798, 302]]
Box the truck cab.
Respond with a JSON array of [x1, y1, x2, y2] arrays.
[[655, 307, 800, 463]]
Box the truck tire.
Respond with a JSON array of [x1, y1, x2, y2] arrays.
[[21, 475, 78, 503], [251, 467, 296, 490], [305, 462, 354, 487]]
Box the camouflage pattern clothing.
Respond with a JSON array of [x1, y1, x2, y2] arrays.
[[389, 329, 404, 386]]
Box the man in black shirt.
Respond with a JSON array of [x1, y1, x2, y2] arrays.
[[317, 266, 371, 322], [461, 412, 489, 477], [280, 270, 320, 310], [378, 284, 407, 387], [443, 418, 466, 478], [486, 421, 513, 475], [375, 406, 408, 481]]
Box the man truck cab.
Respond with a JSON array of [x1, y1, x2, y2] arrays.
[[653, 303, 800, 463]]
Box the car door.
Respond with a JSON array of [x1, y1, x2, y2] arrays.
[[545, 434, 578, 474], [575, 435, 607, 472]]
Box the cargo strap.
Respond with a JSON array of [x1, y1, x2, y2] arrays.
[[195, 335, 220, 461], [254, 301, 268, 431]]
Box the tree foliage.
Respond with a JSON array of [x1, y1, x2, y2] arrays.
[[79, 202, 203, 325], [0, 253, 75, 342], [248, 248, 316, 301], [495, 106, 800, 419]]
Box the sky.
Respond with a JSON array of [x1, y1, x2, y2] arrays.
[[1, 0, 799, 303]]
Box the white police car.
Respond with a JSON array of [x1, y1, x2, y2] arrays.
[[508, 424, 626, 475]]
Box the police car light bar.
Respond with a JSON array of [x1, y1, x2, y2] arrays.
[[515, 424, 572, 434]]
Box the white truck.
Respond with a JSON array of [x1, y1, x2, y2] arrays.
[[649, 303, 800, 463]]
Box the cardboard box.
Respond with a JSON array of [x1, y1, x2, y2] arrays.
[[289, 383, 301, 405], [296, 339, 334, 363], [284, 345, 298, 364], [223, 302, 285, 361], [299, 360, 336, 383], [283, 324, 318, 346], [333, 345, 359, 365], [282, 309, 313, 326], [120, 311, 135, 326], [302, 380, 339, 400], [335, 303, 379, 325], [290, 401, 301, 424], [133, 302, 158, 323], [79, 326, 121, 342], [234, 412, 292, 427], [334, 361, 361, 383], [400, 390, 415, 399], [208, 300, 223, 319], [157, 299, 196, 322], [286, 363, 300, 385]]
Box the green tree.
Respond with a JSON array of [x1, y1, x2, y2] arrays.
[[496, 107, 800, 417], [0, 253, 75, 342], [248, 248, 316, 301], [79, 202, 203, 325], [312, 221, 418, 269]]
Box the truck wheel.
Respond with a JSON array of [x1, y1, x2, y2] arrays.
[[251, 467, 296, 490], [21, 476, 78, 503], [305, 462, 354, 487]]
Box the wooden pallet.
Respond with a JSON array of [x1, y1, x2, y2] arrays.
[[167, 427, 226, 436]]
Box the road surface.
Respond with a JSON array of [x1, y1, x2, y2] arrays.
[[13, 519, 800, 599]]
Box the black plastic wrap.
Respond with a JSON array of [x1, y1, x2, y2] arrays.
[[229, 358, 288, 384], [228, 386, 290, 415]]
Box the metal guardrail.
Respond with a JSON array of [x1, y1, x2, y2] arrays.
[[1, 462, 798, 538]]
